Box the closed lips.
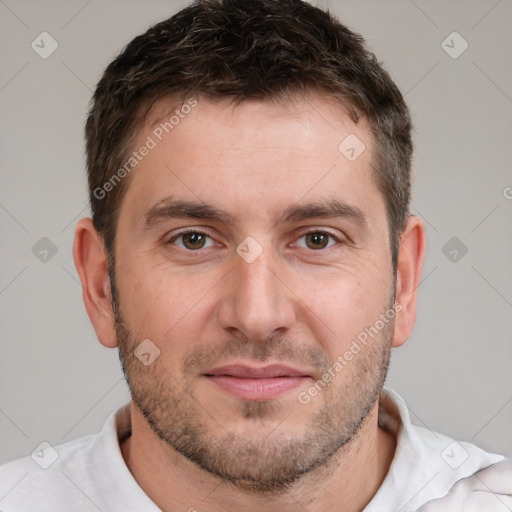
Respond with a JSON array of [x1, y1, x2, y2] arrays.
[[203, 364, 310, 378]]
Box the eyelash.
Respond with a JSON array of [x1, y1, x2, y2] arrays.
[[166, 228, 343, 253]]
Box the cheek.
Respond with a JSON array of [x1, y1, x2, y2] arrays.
[[301, 268, 392, 353], [117, 262, 215, 351]]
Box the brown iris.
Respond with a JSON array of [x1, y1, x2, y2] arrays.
[[182, 232, 207, 250], [304, 232, 330, 250]]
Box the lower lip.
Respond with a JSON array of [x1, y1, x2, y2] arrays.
[[206, 376, 308, 401]]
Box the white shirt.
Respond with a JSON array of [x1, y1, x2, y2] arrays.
[[0, 387, 510, 511]]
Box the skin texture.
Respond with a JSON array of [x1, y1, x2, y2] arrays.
[[73, 93, 426, 512]]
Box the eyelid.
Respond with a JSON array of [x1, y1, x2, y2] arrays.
[[168, 227, 213, 238], [294, 227, 343, 238]]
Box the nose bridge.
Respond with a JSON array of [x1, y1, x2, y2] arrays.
[[216, 238, 296, 341], [239, 248, 277, 304]]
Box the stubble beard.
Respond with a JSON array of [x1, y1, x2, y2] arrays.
[[115, 302, 393, 494]]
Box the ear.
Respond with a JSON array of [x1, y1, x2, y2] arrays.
[[392, 215, 426, 348], [73, 218, 118, 348]]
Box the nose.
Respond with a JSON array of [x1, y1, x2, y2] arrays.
[[215, 243, 297, 343]]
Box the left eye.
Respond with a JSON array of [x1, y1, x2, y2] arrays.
[[295, 231, 339, 250], [170, 231, 216, 250]]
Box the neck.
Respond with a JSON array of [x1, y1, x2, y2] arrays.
[[120, 400, 396, 512]]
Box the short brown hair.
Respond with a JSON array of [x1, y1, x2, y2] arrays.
[[85, 0, 412, 273]]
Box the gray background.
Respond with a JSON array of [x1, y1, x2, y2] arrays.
[[0, 0, 511, 466]]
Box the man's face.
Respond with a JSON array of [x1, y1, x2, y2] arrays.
[[113, 94, 396, 491]]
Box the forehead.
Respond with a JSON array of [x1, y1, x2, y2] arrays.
[[146, 91, 371, 156], [119, 93, 384, 229]]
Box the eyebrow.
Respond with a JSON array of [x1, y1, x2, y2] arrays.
[[142, 197, 367, 229], [279, 199, 367, 226]]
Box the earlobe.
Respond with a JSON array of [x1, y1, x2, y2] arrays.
[[73, 218, 118, 348], [392, 215, 426, 348]]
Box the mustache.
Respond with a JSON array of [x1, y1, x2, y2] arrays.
[[183, 333, 330, 376]]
